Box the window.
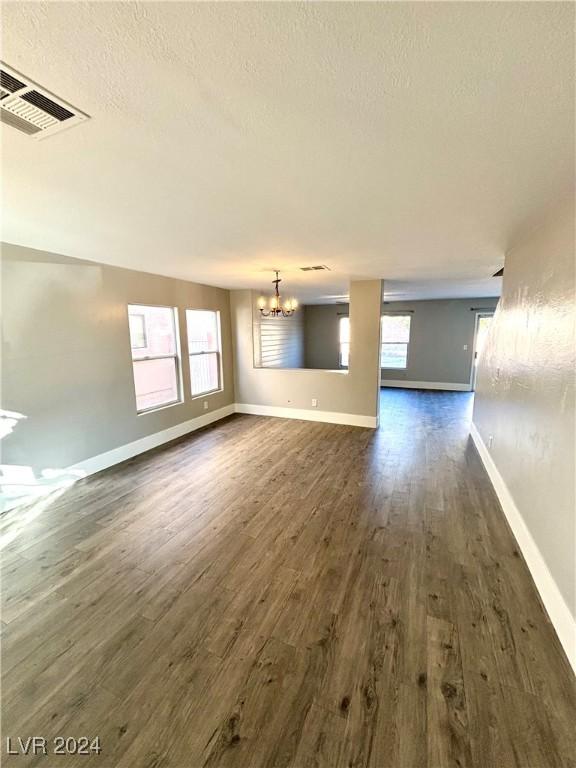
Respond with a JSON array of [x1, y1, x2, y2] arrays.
[[339, 316, 350, 368], [381, 314, 411, 369], [186, 310, 222, 396], [128, 304, 181, 413]]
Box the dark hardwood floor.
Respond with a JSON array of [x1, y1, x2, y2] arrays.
[[1, 389, 574, 767]]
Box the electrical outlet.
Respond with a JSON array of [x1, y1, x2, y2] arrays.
[[488, 435, 494, 448], [203, 401, 209, 410], [463, 344, 468, 351], [311, 398, 318, 408]]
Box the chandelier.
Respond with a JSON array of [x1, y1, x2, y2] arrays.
[[258, 271, 298, 317]]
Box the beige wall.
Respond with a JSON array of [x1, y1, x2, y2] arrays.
[[231, 281, 383, 420], [473, 199, 575, 617], [1, 243, 235, 473]]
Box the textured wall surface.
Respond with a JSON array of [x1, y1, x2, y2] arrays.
[[231, 282, 382, 418], [473, 199, 575, 616], [1, 244, 235, 472]]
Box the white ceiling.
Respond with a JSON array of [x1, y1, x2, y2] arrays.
[[1, 2, 573, 302]]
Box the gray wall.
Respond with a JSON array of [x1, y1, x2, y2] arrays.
[[381, 298, 499, 385], [303, 304, 343, 370], [303, 298, 499, 384], [1, 243, 235, 473], [231, 281, 382, 419], [473, 199, 575, 618]]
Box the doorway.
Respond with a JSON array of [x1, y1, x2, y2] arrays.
[[471, 313, 494, 390]]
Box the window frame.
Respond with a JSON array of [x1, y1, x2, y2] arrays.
[[380, 313, 411, 370], [127, 303, 183, 415], [128, 312, 147, 350], [338, 315, 350, 369], [186, 309, 223, 398]]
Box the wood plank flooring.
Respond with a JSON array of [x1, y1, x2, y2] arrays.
[[1, 389, 574, 767]]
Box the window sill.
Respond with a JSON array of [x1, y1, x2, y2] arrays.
[[191, 388, 224, 401], [255, 367, 349, 374], [137, 399, 183, 416]]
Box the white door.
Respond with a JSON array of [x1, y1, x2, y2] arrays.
[[471, 313, 493, 390]]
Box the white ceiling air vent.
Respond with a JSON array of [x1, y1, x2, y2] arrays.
[[300, 265, 331, 271], [0, 63, 89, 139]]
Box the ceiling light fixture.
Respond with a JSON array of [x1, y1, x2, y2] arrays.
[[258, 271, 298, 317]]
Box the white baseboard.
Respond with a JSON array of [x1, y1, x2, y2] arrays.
[[381, 379, 471, 391], [1, 401, 377, 514], [70, 403, 237, 476], [235, 403, 377, 428], [470, 422, 576, 673], [1, 403, 237, 514]]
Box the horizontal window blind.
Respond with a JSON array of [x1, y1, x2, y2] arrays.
[[260, 315, 304, 368]]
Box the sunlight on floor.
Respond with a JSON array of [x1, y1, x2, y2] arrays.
[[0, 409, 86, 546]]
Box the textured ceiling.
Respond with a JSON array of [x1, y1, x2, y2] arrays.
[[1, 2, 573, 302]]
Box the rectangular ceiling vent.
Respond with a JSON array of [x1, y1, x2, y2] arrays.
[[300, 265, 331, 272], [0, 63, 89, 139]]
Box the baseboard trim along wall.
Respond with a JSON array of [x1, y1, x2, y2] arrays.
[[71, 403, 237, 476], [470, 422, 576, 673], [381, 379, 471, 391], [0, 403, 238, 513], [235, 403, 378, 428], [72, 402, 376, 479], [2, 400, 379, 513]]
